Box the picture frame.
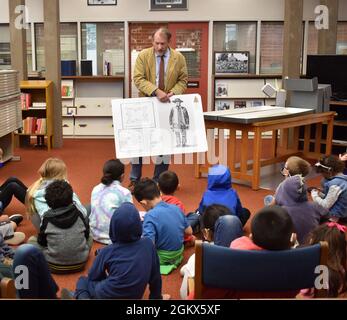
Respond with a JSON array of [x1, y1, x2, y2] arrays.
[[87, 0, 117, 6], [150, 0, 188, 11], [214, 51, 250, 75]]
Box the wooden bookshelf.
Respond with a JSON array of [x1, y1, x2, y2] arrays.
[[16, 80, 54, 151]]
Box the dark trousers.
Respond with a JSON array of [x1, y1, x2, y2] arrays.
[[12, 244, 58, 299], [0, 177, 27, 213], [130, 156, 170, 183]]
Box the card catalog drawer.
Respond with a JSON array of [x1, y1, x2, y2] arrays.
[[75, 118, 114, 136], [75, 98, 115, 116], [62, 118, 74, 135]]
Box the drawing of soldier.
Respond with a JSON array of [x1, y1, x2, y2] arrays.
[[169, 98, 190, 147]]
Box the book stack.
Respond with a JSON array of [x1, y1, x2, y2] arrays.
[[20, 93, 31, 110], [22, 117, 46, 134], [31, 102, 46, 109]]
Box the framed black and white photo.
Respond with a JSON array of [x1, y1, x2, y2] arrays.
[[214, 51, 250, 75], [150, 0, 188, 11], [88, 0, 117, 5]]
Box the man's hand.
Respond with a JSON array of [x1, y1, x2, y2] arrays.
[[167, 91, 174, 98], [155, 89, 170, 103]]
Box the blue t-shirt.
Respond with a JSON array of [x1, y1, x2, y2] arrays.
[[143, 201, 189, 251]]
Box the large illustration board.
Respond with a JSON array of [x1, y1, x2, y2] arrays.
[[112, 94, 208, 159]]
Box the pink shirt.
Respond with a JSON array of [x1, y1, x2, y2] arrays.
[[230, 236, 264, 251]]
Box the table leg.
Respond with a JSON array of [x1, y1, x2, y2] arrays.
[[241, 130, 248, 174], [227, 129, 236, 171], [325, 116, 334, 155], [252, 128, 261, 191], [303, 125, 311, 155], [271, 130, 278, 158], [314, 123, 322, 154]]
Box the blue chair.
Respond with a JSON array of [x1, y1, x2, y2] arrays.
[[194, 240, 329, 299]]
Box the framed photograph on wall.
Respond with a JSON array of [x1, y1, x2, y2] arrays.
[[88, 0, 117, 5], [150, 0, 188, 11], [214, 51, 250, 75]]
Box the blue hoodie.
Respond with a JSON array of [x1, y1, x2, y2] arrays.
[[83, 202, 162, 299], [198, 165, 243, 217]]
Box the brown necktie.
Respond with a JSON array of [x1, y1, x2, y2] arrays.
[[158, 55, 165, 91]]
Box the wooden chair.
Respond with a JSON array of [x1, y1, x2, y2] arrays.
[[194, 240, 329, 299], [0, 277, 16, 299]]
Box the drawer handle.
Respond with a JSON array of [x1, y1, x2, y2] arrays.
[[97, 104, 101, 108], [79, 124, 87, 128], [79, 105, 87, 109], [62, 124, 69, 128]]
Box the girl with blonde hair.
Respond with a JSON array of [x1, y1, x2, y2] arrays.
[[26, 158, 87, 230]]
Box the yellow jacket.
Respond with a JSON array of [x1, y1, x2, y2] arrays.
[[133, 47, 188, 97]]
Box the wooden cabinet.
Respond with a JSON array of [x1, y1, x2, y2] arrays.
[[16, 80, 54, 150]]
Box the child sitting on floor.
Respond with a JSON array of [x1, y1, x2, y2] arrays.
[[198, 164, 250, 226], [230, 205, 296, 251], [264, 156, 311, 206], [74, 202, 164, 299], [275, 175, 325, 244], [158, 170, 199, 240], [26, 158, 87, 231], [28, 180, 92, 274], [180, 204, 244, 299], [133, 178, 192, 275], [310, 155, 347, 221], [302, 222, 347, 297], [89, 159, 132, 244]]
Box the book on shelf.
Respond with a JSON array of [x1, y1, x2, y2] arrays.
[[21, 117, 46, 134], [31, 102, 47, 108], [20, 93, 31, 110], [61, 80, 74, 98]]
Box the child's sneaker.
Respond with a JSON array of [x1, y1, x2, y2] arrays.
[[9, 214, 23, 226]]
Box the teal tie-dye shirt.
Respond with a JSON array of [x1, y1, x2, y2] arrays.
[[89, 180, 133, 244]]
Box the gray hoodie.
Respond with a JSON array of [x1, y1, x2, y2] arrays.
[[38, 204, 91, 266], [275, 175, 326, 244]]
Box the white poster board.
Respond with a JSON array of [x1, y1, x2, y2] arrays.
[[112, 94, 208, 159]]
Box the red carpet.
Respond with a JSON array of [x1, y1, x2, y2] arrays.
[[0, 139, 320, 299]]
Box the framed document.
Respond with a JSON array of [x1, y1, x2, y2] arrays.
[[150, 0, 188, 11], [214, 51, 250, 75]]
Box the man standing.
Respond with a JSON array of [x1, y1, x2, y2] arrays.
[[169, 98, 190, 147], [130, 27, 188, 188]]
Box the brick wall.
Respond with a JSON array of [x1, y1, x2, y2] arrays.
[[130, 23, 168, 52], [260, 22, 283, 74]]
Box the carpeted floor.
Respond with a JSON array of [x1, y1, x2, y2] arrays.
[[0, 139, 322, 299]]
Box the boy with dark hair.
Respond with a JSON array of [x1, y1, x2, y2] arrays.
[[134, 178, 192, 275], [311, 155, 347, 221], [30, 180, 92, 273], [158, 171, 200, 235], [230, 206, 296, 251]]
